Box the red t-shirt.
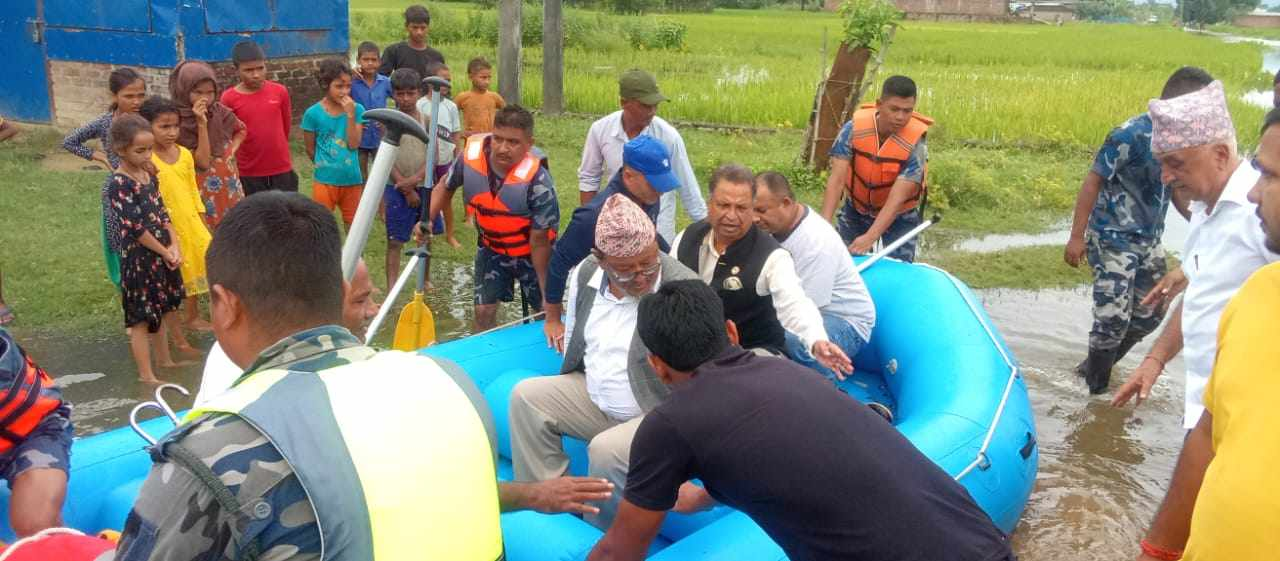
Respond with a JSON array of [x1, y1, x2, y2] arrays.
[[220, 81, 293, 177]]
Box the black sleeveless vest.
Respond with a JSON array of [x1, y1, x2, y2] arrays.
[[677, 221, 787, 353]]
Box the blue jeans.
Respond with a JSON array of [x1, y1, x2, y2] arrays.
[[837, 202, 923, 263], [784, 312, 869, 383]]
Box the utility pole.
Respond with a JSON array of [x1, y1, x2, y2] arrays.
[[543, 0, 565, 114], [499, 0, 522, 105]]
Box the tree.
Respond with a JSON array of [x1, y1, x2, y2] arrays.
[[1178, 0, 1262, 25], [1075, 0, 1134, 20]]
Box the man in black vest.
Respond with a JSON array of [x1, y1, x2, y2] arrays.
[[673, 164, 852, 377]]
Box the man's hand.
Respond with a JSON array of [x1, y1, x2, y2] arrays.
[[811, 341, 853, 379], [521, 477, 614, 515], [1142, 268, 1187, 311], [672, 483, 715, 514], [1064, 235, 1087, 268], [848, 234, 875, 255], [1112, 357, 1163, 408], [544, 317, 566, 353]]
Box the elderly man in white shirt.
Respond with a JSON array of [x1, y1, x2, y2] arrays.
[[578, 69, 707, 244], [508, 194, 700, 530], [752, 171, 876, 382], [1112, 81, 1280, 428], [672, 164, 854, 377]]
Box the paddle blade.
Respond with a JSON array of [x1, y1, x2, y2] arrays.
[[392, 292, 437, 351]]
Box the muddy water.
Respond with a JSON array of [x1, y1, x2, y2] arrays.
[[28, 266, 1193, 558]]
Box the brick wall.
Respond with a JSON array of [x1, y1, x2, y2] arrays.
[[1234, 13, 1280, 28], [824, 0, 1009, 19], [48, 53, 342, 130]]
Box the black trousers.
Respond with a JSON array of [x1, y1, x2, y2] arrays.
[[241, 170, 299, 196]]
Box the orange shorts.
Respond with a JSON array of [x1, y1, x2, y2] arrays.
[[312, 182, 364, 225]]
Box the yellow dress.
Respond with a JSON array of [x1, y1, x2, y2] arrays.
[[152, 146, 211, 296]]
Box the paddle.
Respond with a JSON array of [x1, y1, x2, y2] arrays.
[[854, 214, 940, 274], [339, 108, 431, 281], [392, 76, 452, 351]]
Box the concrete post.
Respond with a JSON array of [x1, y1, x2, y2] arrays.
[[542, 0, 565, 114], [499, 0, 522, 105]]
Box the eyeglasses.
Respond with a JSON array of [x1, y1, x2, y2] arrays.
[[604, 261, 661, 283]]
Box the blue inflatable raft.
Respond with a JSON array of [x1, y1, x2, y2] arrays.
[[0, 258, 1038, 559]]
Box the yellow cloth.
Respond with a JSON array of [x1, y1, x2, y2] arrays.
[[152, 147, 210, 295], [1182, 261, 1280, 560]]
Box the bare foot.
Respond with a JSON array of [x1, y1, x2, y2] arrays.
[[185, 319, 213, 332], [157, 359, 197, 368], [175, 345, 204, 358], [447, 236, 462, 249]]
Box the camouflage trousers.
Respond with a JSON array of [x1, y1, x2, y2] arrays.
[[1086, 231, 1167, 350]]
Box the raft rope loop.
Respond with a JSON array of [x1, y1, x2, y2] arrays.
[[918, 264, 1023, 482]]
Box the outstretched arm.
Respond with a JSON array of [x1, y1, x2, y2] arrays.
[[586, 499, 667, 561], [1134, 411, 1213, 560]]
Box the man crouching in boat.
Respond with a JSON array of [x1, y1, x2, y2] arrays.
[[587, 280, 1014, 561], [0, 329, 73, 537], [509, 194, 705, 529], [111, 192, 505, 560]]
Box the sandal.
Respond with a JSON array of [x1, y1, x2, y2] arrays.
[[0, 305, 13, 326]]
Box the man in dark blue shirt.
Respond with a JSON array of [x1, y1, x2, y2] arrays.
[[542, 135, 679, 351]]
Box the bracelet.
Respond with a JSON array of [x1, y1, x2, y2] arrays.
[[1140, 538, 1182, 561], [1143, 355, 1166, 369]]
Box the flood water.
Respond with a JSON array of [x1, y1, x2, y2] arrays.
[[23, 260, 1194, 559]]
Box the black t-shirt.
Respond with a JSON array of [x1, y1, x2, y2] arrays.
[[378, 42, 446, 80], [626, 348, 1013, 561]]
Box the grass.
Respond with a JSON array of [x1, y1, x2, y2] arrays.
[[1208, 23, 1280, 42]]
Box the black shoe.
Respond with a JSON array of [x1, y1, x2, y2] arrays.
[[1085, 347, 1118, 395], [1073, 358, 1087, 378], [867, 402, 894, 423]]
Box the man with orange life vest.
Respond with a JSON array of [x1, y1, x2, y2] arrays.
[[0, 328, 72, 538], [820, 75, 931, 262], [424, 104, 560, 330]]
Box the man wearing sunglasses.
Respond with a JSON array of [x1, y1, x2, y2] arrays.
[[509, 194, 700, 530]]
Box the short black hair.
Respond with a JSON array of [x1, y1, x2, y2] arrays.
[[138, 96, 180, 122], [1262, 107, 1280, 135], [404, 4, 431, 25], [357, 41, 380, 58], [1161, 66, 1214, 100], [317, 58, 352, 87], [708, 163, 755, 194], [880, 75, 917, 100], [108, 113, 151, 152], [467, 57, 492, 75], [424, 61, 448, 78], [494, 105, 534, 136], [231, 40, 265, 67], [206, 192, 344, 334], [754, 170, 794, 200], [390, 68, 421, 92], [637, 280, 730, 372]]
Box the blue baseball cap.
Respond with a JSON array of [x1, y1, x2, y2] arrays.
[[622, 135, 680, 193]]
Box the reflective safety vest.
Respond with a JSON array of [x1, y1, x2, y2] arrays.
[[181, 351, 504, 561], [846, 103, 933, 216], [461, 134, 555, 258], [0, 331, 64, 455]]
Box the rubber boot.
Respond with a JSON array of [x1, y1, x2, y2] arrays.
[[1085, 346, 1118, 395], [1111, 330, 1147, 366]]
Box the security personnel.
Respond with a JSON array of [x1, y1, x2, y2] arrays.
[[426, 105, 560, 331], [115, 193, 503, 561], [820, 75, 932, 262]]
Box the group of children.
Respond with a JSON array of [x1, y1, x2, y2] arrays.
[[58, 4, 508, 383]]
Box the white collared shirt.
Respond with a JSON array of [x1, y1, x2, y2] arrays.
[[195, 342, 242, 407], [564, 264, 653, 421], [1180, 160, 1279, 428], [670, 229, 829, 353], [779, 207, 876, 341], [577, 111, 708, 243]]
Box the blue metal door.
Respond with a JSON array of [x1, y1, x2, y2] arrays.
[[0, 0, 52, 123]]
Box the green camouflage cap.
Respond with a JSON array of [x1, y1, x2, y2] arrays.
[[619, 69, 667, 105]]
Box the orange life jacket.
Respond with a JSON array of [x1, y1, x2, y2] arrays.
[[0, 353, 63, 455], [846, 103, 933, 216], [461, 134, 556, 258]]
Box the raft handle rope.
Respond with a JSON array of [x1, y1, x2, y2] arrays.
[[919, 263, 1025, 482]]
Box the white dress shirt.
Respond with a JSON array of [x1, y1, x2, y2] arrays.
[[1180, 160, 1279, 428], [670, 229, 829, 353], [564, 264, 652, 421], [194, 342, 242, 407], [577, 111, 708, 243], [779, 206, 876, 341]]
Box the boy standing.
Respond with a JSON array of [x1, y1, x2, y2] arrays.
[[417, 61, 462, 246], [455, 57, 506, 136], [352, 41, 392, 182], [378, 5, 446, 81], [385, 68, 431, 293], [221, 40, 297, 195], [302, 59, 366, 229]]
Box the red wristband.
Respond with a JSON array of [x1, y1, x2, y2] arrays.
[[1140, 538, 1182, 561]]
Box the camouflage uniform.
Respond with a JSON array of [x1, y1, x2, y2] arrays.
[[1086, 114, 1170, 353], [114, 326, 374, 561]]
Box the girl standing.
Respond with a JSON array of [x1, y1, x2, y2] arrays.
[[62, 68, 148, 286], [141, 96, 214, 337], [105, 114, 189, 383], [169, 61, 246, 230]]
